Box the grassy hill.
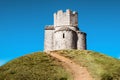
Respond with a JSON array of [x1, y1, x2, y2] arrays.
[[0, 52, 72, 80], [55, 50, 120, 80], [0, 50, 120, 80]]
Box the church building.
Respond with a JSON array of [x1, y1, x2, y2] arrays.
[[44, 9, 87, 51]]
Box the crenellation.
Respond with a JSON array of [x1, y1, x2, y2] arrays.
[[66, 9, 71, 14], [54, 9, 78, 27], [54, 13, 57, 26], [44, 9, 87, 51], [73, 11, 77, 14]]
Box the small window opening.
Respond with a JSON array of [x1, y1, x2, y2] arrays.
[[63, 33, 65, 38]]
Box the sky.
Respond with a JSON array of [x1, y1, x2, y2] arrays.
[[0, 0, 120, 66]]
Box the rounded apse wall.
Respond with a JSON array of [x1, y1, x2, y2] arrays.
[[77, 32, 86, 50], [54, 30, 77, 50]]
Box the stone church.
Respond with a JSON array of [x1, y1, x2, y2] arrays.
[[44, 9, 87, 51]]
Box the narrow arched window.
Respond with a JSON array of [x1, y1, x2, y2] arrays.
[[63, 33, 65, 38]]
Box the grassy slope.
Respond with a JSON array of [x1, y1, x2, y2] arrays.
[[1, 50, 120, 80], [0, 52, 72, 80], [54, 50, 120, 80]]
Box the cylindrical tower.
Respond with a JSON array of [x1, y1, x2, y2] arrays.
[[54, 27, 77, 50], [77, 31, 87, 50], [44, 26, 54, 51]]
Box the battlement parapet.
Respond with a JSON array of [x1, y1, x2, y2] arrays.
[[54, 9, 78, 26]]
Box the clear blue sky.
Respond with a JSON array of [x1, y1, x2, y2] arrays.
[[0, 0, 120, 66]]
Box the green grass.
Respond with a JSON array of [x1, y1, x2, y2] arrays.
[[54, 50, 120, 80], [1, 50, 120, 80], [0, 52, 72, 80]]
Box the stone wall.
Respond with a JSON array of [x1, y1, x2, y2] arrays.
[[54, 30, 77, 50], [54, 9, 78, 27], [44, 9, 87, 51], [77, 32, 87, 50], [44, 29, 54, 51]]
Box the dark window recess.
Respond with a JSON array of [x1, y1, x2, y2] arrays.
[[63, 33, 65, 38]]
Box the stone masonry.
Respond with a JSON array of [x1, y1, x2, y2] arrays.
[[44, 9, 87, 51]]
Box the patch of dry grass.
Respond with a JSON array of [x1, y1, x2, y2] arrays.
[[55, 50, 120, 80], [0, 52, 72, 80]]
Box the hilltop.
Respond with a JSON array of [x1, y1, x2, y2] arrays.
[[0, 52, 72, 80], [54, 50, 120, 80], [0, 50, 120, 80]]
